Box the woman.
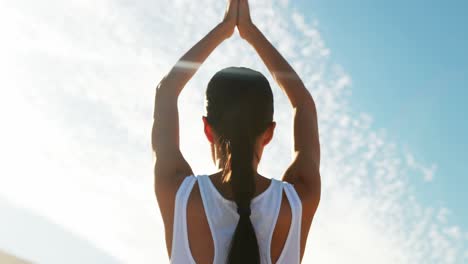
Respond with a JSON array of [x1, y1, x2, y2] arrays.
[[152, 0, 321, 263]]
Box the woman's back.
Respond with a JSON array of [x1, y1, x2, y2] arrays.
[[170, 174, 303, 264], [152, 1, 321, 263]]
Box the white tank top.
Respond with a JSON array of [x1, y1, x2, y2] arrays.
[[170, 175, 302, 264]]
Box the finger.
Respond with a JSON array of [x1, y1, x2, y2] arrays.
[[227, 0, 237, 17], [236, 0, 240, 24], [224, 0, 230, 16], [239, 0, 250, 16], [240, 0, 249, 8], [229, 0, 237, 14]]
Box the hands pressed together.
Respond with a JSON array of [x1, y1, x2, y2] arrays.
[[222, 0, 255, 40]]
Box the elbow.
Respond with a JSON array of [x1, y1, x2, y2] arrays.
[[301, 91, 316, 109], [293, 93, 317, 116], [155, 77, 178, 104], [155, 77, 168, 101], [291, 85, 316, 110]]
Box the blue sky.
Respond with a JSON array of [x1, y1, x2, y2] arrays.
[[0, 0, 467, 263], [293, 0, 468, 226]]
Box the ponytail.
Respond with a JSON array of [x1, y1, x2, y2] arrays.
[[205, 67, 274, 264], [221, 115, 260, 264]]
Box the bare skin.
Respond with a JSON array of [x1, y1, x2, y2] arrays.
[[152, 0, 321, 262]]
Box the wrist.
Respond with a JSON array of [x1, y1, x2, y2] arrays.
[[217, 21, 234, 40]]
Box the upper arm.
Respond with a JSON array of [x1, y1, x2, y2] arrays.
[[152, 80, 194, 219], [292, 95, 320, 169], [152, 123, 194, 230], [282, 94, 321, 210]]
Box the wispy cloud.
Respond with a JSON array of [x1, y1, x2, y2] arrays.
[[406, 152, 437, 182], [0, 0, 465, 263]]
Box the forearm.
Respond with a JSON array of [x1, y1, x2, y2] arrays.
[[246, 25, 314, 108], [246, 24, 320, 164], [155, 22, 232, 101], [152, 22, 231, 152]]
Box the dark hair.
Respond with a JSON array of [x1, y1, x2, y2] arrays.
[[205, 67, 274, 263]]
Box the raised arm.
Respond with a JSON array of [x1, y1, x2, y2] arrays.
[[152, 1, 237, 209], [238, 0, 321, 204]]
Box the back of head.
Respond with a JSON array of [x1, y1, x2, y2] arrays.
[[205, 67, 274, 264]]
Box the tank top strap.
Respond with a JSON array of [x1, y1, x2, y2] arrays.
[[195, 175, 224, 263], [170, 175, 197, 264], [275, 182, 302, 264], [258, 178, 284, 263]]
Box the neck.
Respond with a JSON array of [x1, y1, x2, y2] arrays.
[[212, 143, 262, 171], [215, 158, 260, 171]]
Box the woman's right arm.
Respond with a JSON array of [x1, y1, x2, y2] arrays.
[[238, 0, 321, 206]]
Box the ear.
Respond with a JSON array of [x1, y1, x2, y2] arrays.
[[262, 121, 276, 146], [202, 116, 215, 144]]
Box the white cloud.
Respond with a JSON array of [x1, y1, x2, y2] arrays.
[[437, 207, 451, 223], [406, 152, 438, 182], [444, 226, 462, 240], [0, 0, 465, 263]]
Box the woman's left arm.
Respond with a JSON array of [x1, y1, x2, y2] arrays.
[[152, 1, 237, 204]]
